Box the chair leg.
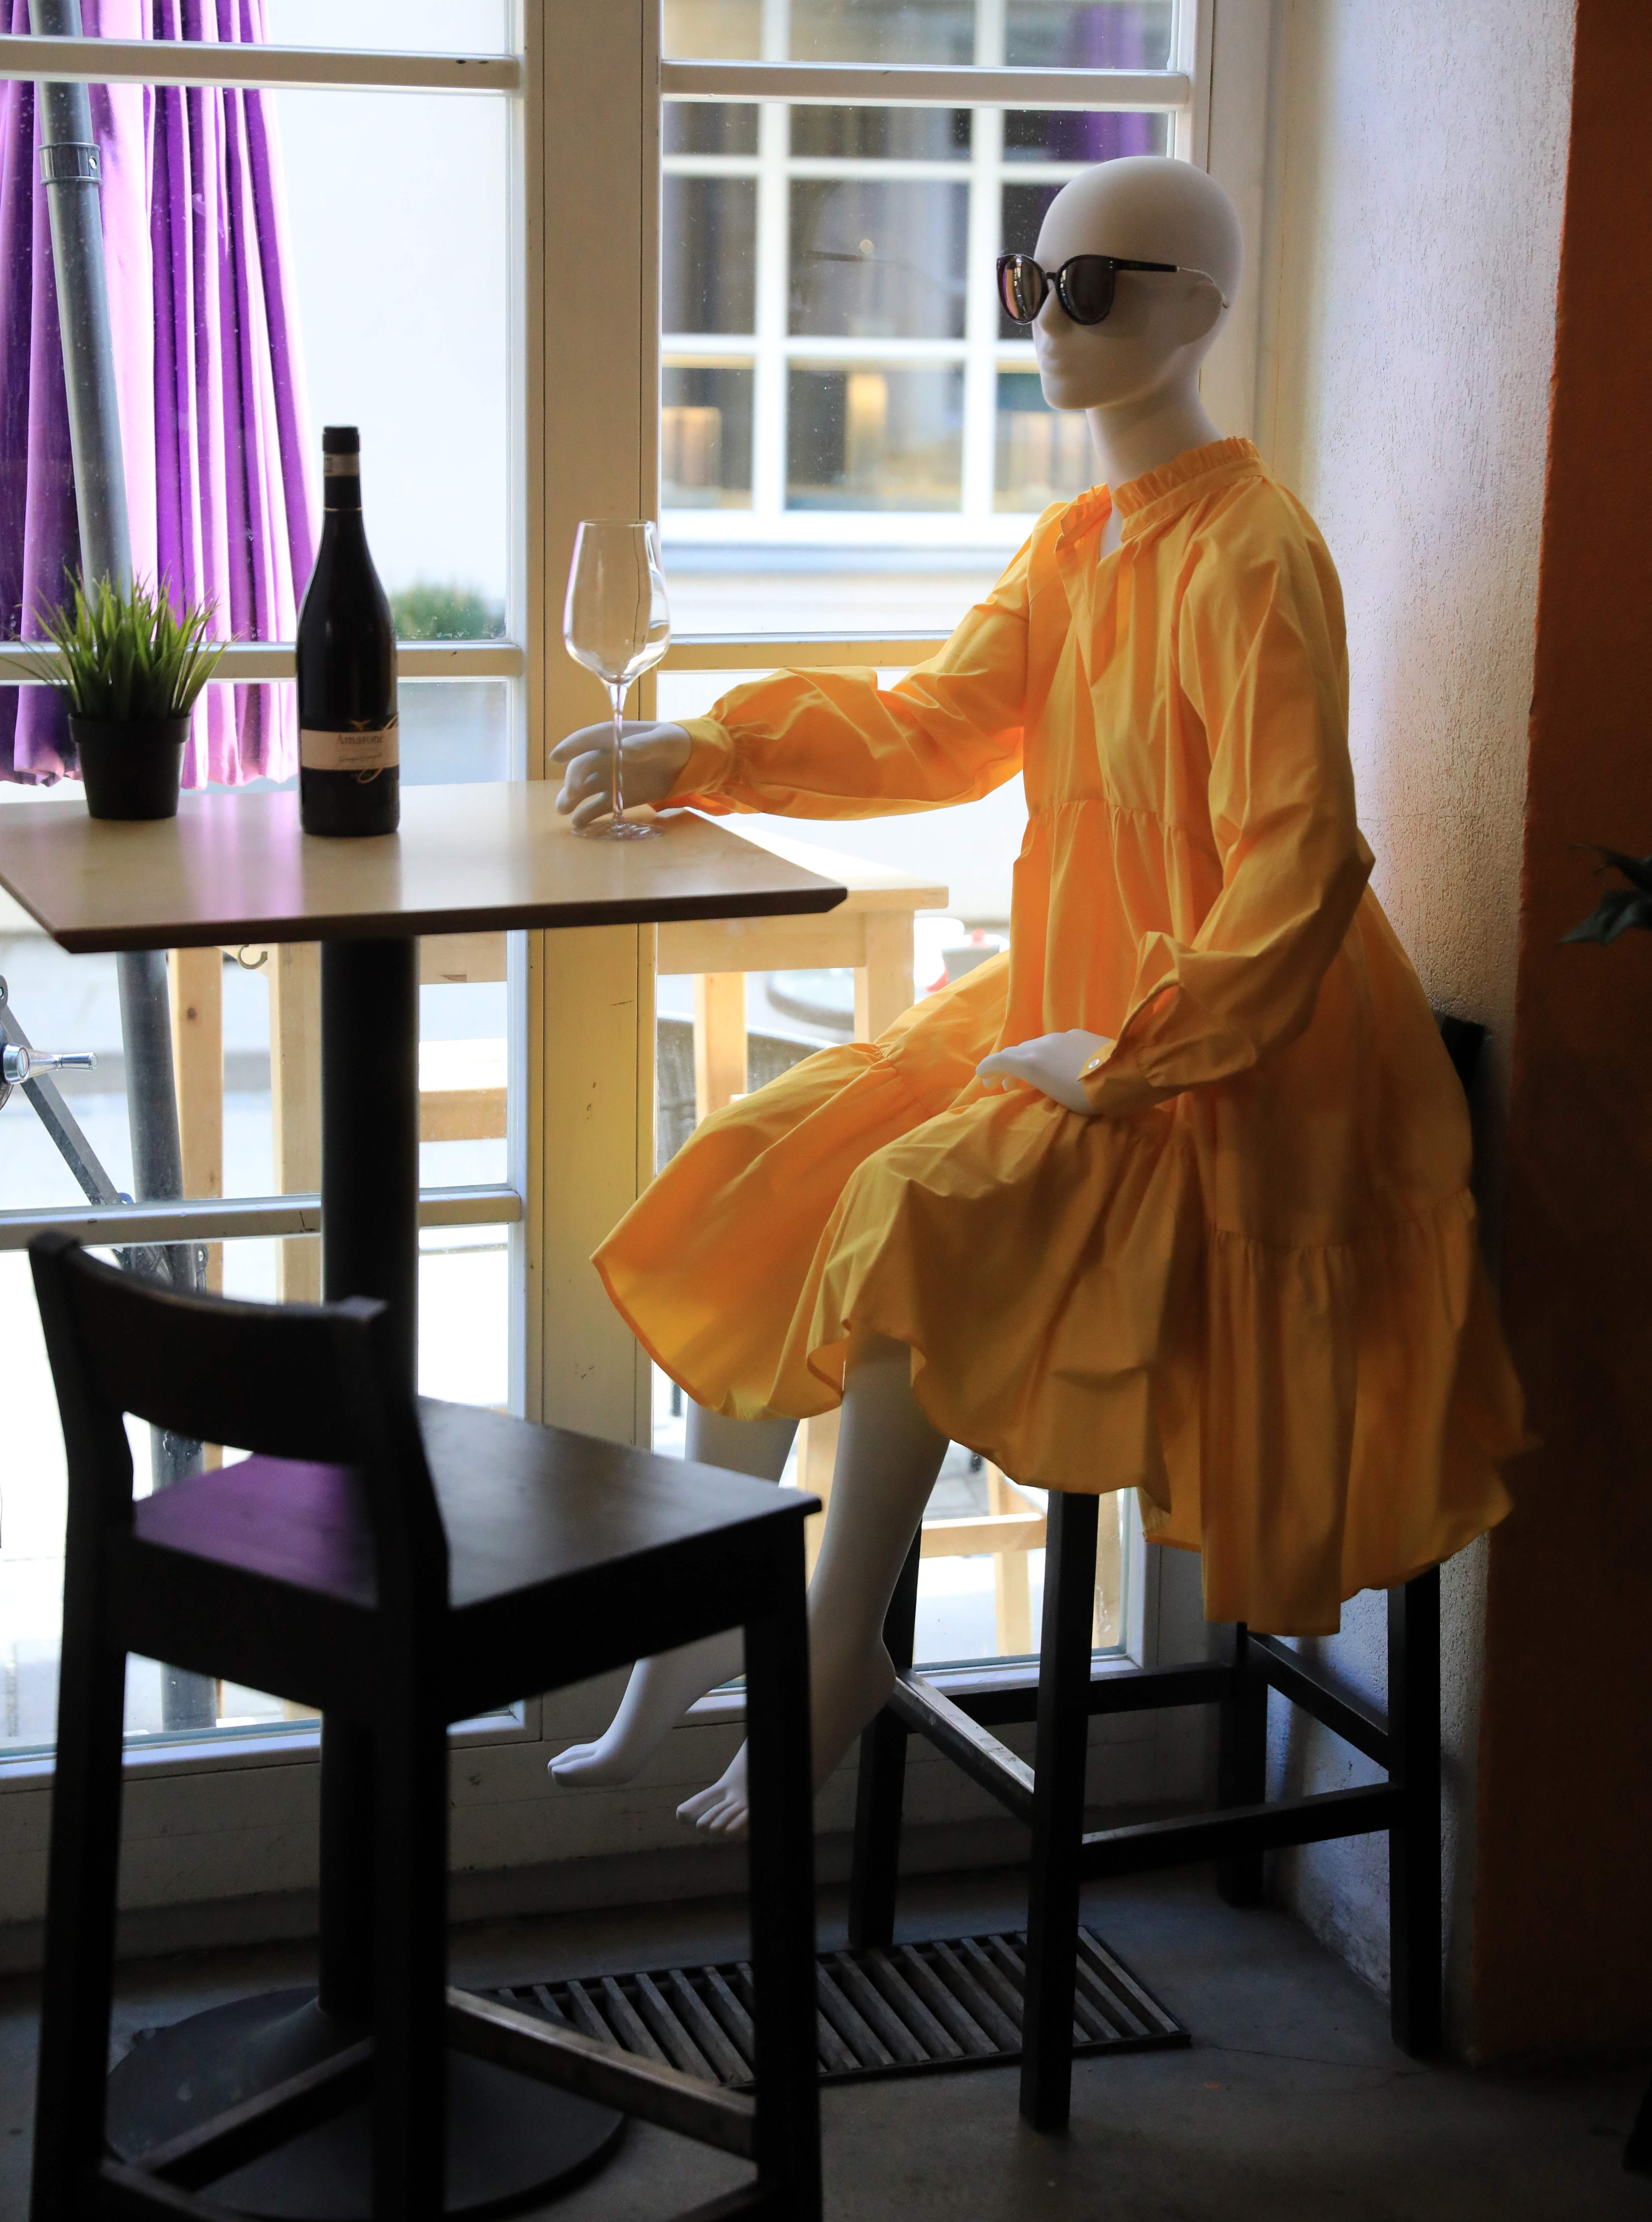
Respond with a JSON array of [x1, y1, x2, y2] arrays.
[[372, 1709, 450, 2220], [1020, 1492, 1097, 2133], [1216, 1624, 1267, 1906], [743, 1538, 822, 2222], [848, 1531, 922, 1951], [1625, 2074, 1652, 2174], [30, 1613, 127, 2222], [1388, 1567, 1441, 2057]]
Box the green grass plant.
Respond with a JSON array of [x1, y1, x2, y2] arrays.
[[3, 572, 224, 722]]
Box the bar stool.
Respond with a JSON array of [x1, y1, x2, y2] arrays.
[[848, 1017, 1487, 2133], [27, 1232, 821, 2222]]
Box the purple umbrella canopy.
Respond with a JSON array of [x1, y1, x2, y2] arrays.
[[0, 0, 316, 785]]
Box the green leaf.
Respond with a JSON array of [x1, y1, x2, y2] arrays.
[[1562, 889, 1652, 944], [6, 569, 225, 723], [1575, 844, 1652, 894]]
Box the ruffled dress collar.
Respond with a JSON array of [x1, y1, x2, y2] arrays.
[[1055, 435, 1264, 556]]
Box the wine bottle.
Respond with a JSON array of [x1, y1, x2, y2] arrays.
[[296, 425, 399, 837]]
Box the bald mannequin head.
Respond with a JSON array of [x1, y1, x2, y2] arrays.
[[1025, 156, 1242, 503], [1031, 157, 1240, 415]]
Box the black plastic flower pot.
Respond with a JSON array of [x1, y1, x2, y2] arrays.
[[69, 715, 190, 821]]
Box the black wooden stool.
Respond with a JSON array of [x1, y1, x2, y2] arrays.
[[849, 1512, 1439, 2131], [28, 1232, 821, 2222], [849, 1015, 1488, 2134]]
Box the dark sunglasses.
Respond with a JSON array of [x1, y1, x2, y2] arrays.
[[996, 251, 1227, 327]]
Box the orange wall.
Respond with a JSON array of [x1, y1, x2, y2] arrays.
[[1479, 0, 1652, 2059]]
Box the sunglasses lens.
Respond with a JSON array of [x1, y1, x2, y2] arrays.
[[998, 256, 1042, 322], [1059, 257, 1116, 324]]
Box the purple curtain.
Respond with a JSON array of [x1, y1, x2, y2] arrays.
[[0, 0, 315, 785], [1052, 6, 1162, 163]]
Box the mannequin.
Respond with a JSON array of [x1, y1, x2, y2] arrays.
[[550, 156, 1236, 1822], [546, 155, 1524, 1837]]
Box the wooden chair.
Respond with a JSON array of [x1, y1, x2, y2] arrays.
[[847, 1017, 1488, 2133], [27, 1232, 821, 2222]]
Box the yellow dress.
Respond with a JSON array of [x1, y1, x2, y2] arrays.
[[596, 437, 1526, 1635]]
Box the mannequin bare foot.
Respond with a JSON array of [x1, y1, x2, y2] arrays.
[[679, 1330, 947, 1839], [551, 1631, 743, 1787], [548, 1405, 797, 1792], [676, 1635, 896, 1839]]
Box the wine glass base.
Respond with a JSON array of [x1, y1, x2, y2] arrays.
[[583, 818, 663, 840]]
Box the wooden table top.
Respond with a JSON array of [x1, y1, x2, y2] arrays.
[[0, 784, 847, 954]]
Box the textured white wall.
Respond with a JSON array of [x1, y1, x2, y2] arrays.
[[1249, 0, 1573, 2047]]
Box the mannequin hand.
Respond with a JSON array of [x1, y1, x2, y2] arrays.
[[976, 1030, 1113, 1116], [549, 720, 692, 832]]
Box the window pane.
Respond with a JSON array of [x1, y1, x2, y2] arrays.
[[790, 179, 968, 339], [996, 368, 1096, 510], [401, 678, 511, 784], [664, 364, 755, 508], [0, 1230, 509, 1757], [664, 100, 759, 156], [664, 0, 974, 62], [787, 364, 963, 509], [275, 87, 510, 622], [664, 177, 759, 334], [790, 106, 972, 159], [264, 0, 513, 51], [1002, 106, 1172, 161], [1000, 179, 1063, 334], [1003, 0, 1175, 71]]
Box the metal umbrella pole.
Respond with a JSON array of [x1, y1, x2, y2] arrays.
[[31, 0, 214, 1728]]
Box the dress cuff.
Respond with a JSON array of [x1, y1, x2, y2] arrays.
[[667, 718, 737, 808], [1080, 1045, 1165, 1119]]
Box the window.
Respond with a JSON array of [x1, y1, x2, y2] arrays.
[[660, 0, 1183, 640], [649, 0, 1207, 1670], [0, 8, 526, 1760], [0, 3, 1232, 1918]]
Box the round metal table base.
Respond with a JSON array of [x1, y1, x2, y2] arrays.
[[105, 1989, 626, 2220]]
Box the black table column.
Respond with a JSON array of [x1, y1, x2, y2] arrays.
[[317, 936, 418, 2023]]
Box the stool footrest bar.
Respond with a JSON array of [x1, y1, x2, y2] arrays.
[[1250, 1634, 1392, 1766], [957, 1658, 1236, 1728], [1080, 1784, 1404, 1879], [91, 2159, 227, 2219], [133, 2036, 372, 2190], [447, 1986, 757, 2159], [888, 1671, 1034, 1822]]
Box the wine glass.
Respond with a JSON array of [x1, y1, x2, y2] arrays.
[[562, 519, 672, 840]]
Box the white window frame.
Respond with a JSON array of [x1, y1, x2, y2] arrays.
[[0, 0, 1271, 1951], [659, 24, 1202, 547]]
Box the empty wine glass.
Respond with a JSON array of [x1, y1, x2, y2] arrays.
[[562, 519, 671, 840]]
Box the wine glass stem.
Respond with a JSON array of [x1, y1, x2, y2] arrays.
[[609, 684, 626, 826]]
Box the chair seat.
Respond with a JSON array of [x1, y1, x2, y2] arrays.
[[133, 1397, 801, 1609]]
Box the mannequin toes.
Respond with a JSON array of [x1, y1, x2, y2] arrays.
[[678, 1748, 752, 1837], [549, 1740, 639, 1788]]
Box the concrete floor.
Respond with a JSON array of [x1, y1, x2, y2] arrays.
[[2, 1868, 1646, 2221]]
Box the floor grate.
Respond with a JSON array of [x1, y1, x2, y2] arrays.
[[494, 1928, 1186, 2087]]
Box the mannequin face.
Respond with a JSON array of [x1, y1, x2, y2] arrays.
[[1028, 158, 1238, 416]]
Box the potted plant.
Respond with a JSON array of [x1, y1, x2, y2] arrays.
[[4, 574, 224, 821], [1564, 845, 1652, 945]]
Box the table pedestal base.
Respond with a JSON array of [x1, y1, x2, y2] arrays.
[[105, 1989, 625, 2219]]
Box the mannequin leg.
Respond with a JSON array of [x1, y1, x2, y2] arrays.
[[679, 1333, 948, 1838], [549, 1405, 797, 1788]]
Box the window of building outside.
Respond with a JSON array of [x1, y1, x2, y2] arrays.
[[0, 1, 521, 1760], [649, 0, 1188, 1670]]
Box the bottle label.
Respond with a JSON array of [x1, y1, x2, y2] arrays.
[[322, 453, 360, 477], [301, 721, 399, 775]]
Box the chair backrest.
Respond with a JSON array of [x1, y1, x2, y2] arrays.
[[28, 1232, 448, 1606], [1434, 1012, 1486, 1104]]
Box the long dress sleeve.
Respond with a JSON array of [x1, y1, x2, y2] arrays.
[[1083, 519, 1374, 1118], [666, 533, 1032, 820]]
